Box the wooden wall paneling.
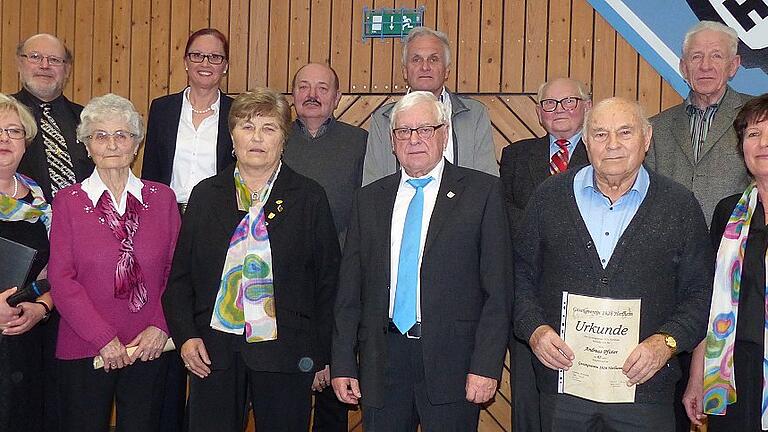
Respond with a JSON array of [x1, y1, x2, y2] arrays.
[[309, 0, 332, 64], [189, 0, 211, 33], [19, 0, 39, 42], [92, 0, 113, 96], [267, 0, 290, 91], [333, 94, 359, 118], [661, 79, 683, 111], [591, 11, 615, 103], [330, 0, 352, 93], [209, 0, 231, 91], [436, 1, 459, 91], [39, 0, 58, 35], [501, 95, 547, 137], [523, 0, 548, 93], [546, 0, 571, 81], [478, 409, 505, 432], [57, 0, 76, 99], [479, 0, 503, 93], [479, 95, 536, 146], [248, 0, 269, 90], [289, 0, 311, 92], [130, 0, 151, 117], [1, 0, 20, 94], [456, 0, 481, 93], [228, 0, 249, 93], [501, 0, 525, 93], [614, 34, 638, 100], [148, 0, 171, 100], [637, 56, 662, 116], [168, 0, 191, 93], [111, 0, 132, 98], [370, 0, 394, 94], [338, 94, 391, 127], [349, 0, 372, 93], [73, 0, 94, 103], [391, 0, 416, 93], [421, 0, 437, 29], [569, 0, 594, 90]]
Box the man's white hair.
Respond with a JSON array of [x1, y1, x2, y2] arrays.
[[389, 91, 450, 131], [682, 21, 739, 58], [401, 27, 452, 68]]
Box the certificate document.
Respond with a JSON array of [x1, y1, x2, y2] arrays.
[[558, 292, 641, 403]]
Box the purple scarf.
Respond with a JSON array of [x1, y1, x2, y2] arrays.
[[97, 191, 147, 312]]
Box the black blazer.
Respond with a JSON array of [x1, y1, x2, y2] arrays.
[[141, 90, 235, 186], [332, 161, 512, 408], [499, 136, 589, 232], [162, 163, 341, 373], [13, 89, 93, 202]]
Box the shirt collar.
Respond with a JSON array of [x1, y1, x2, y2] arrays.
[[81, 168, 145, 208], [578, 165, 650, 198], [549, 131, 583, 147], [182, 87, 221, 113], [685, 87, 727, 113], [294, 116, 335, 139], [407, 86, 448, 103], [400, 158, 446, 187]]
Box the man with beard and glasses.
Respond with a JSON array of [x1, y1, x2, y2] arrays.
[[282, 62, 367, 432]]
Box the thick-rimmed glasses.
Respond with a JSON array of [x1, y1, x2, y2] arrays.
[[19, 52, 67, 67], [86, 130, 136, 145], [186, 52, 227, 65], [0, 127, 25, 140], [539, 97, 583, 112], [392, 124, 445, 140]]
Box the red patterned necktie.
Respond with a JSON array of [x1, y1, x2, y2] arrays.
[[549, 139, 570, 175]]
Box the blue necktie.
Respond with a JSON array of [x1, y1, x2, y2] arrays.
[[393, 177, 433, 334]]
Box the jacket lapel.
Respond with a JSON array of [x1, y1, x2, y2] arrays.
[[216, 95, 233, 172], [261, 164, 301, 232], [528, 136, 551, 185], [424, 162, 465, 253], [698, 88, 743, 160], [670, 104, 695, 165], [209, 164, 246, 240]]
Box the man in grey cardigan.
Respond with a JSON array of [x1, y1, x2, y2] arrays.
[[515, 97, 713, 431], [362, 27, 498, 185], [646, 21, 752, 226]]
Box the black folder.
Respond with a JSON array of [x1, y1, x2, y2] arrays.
[[0, 236, 37, 293]]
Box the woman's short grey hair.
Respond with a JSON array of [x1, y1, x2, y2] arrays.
[[682, 21, 739, 58], [0, 93, 37, 146], [401, 27, 452, 68], [390, 91, 450, 131], [77, 93, 145, 142]]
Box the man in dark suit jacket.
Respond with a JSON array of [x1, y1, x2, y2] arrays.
[[499, 77, 591, 432], [331, 91, 511, 430], [14, 33, 93, 203]]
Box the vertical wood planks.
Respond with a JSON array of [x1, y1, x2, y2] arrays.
[[524, 0, 548, 93], [39, 0, 57, 35], [479, 0, 502, 93], [370, 0, 394, 94], [57, 0, 76, 98], [309, 0, 332, 65], [248, 0, 269, 90], [130, 0, 151, 117], [267, 0, 290, 91], [501, 0, 525, 93], [168, 0, 191, 93], [111, 0, 132, 98], [349, 0, 371, 93], [661, 79, 683, 111], [73, 0, 94, 103], [391, 0, 416, 93], [330, 0, 352, 93], [546, 0, 571, 81], [591, 11, 615, 103], [19, 0, 39, 42], [189, 0, 210, 33], [1, 0, 21, 94], [570, 0, 594, 89], [457, 0, 480, 93], [436, 1, 458, 91], [228, 0, 248, 93], [614, 34, 638, 100], [92, 0, 114, 96], [289, 0, 310, 91], [149, 0, 171, 100], [637, 56, 661, 116], [209, 0, 231, 91]]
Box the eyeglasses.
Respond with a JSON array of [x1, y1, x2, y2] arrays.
[[86, 130, 136, 145], [539, 97, 583, 112], [392, 124, 445, 140], [19, 52, 67, 67], [186, 52, 227, 65], [0, 127, 25, 140]]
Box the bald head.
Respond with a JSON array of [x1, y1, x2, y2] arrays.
[[292, 63, 342, 128], [16, 33, 72, 102], [535, 77, 592, 139]]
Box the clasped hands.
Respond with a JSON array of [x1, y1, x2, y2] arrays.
[[331, 373, 498, 405], [100, 325, 168, 372], [529, 325, 673, 386]]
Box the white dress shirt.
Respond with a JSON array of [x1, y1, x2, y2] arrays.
[[169, 87, 221, 203], [81, 168, 144, 216], [389, 159, 445, 320]]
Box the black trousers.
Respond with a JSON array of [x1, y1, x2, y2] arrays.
[[511, 334, 541, 432], [312, 384, 349, 432], [187, 351, 314, 432], [362, 331, 480, 432], [58, 353, 169, 432], [707, 340, 763, 431], [157, 350, 187, 432], [540, 393, 675, 432]]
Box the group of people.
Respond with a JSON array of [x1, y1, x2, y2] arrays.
[[0, 18, 764, 432]]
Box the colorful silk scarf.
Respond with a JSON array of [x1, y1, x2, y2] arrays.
[[0, 173, 52, 233], [702, 182, 768, 429], [210, 165, 279, 343], [97, 191, 147, 313]]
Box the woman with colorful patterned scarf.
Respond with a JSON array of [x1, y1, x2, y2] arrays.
[[0, 93, 52, 432], [49, 93, 180, 432], [683, 94, 768, 431], [162, 88, 340, 432]]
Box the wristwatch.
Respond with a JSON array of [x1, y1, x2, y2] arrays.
[[658, 333, 677, 354]]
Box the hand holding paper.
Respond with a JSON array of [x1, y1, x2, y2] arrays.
[[529, 324, 574, 370]]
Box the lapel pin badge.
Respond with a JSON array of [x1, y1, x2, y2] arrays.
[[447, 191, 455, 199], [275, 199, 284, 212], [268, 212, 276, 219]]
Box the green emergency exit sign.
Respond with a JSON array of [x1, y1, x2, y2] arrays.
[[363, 7, 425, 39]]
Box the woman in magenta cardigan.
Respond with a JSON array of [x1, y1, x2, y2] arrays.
[[49, 93, 180, 432]]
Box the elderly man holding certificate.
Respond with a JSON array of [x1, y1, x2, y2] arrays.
[[513, 97, 714, 431]]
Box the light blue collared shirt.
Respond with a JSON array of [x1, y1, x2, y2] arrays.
[[573, 165, 650, 268], [548, 132, 583, 161]]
